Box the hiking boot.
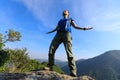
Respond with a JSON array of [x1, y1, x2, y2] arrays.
[[47, 64, 53, 71], [43, 66, 53, 71], [70, 73, 77, 77], [43, 67, 50, 71], [49, 66, 53, 71]]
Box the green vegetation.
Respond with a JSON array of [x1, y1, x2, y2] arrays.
[[0, 48, 64, 73], [0, 29, 21, 50], [0, 29, 21, 72], [0, 29, 64, 74], [0, 50, 9, 71]]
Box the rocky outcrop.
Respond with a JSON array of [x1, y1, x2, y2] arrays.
[[0, 70, 95, 80]]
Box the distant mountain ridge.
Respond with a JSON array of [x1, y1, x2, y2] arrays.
[[36, 58, 67, 68], [62, 50, 120, 80]]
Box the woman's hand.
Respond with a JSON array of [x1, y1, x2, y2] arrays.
[[84, 27, 93, 30]]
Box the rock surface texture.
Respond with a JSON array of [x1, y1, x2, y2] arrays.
[[0, 70, 95, 80]]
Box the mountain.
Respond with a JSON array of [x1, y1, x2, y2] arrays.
[[62, 50, 120, 80], [54, 59, 68, 68], [36, 58, 67, 68]]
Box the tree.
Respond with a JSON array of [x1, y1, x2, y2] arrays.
[[0, 29, 21, 50], [28, 59, 44, 71], [0, 33, 5, 49], [4, 48, 30, 72], [0, 29, 21, 72], [0, 50, 9, 67]]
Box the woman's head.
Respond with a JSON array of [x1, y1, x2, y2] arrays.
[[62, 10, 69, 17]]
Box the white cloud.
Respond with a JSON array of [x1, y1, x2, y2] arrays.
[[14, 0, 120, 32], [72, 0, 120, 32], [89, 12, 120, 32], [16, 0, 55, 28], [16, 0, 70, 29]]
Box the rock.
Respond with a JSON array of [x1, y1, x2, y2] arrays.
[[0, 70, 95, 80], [0, 73, 26, 80]]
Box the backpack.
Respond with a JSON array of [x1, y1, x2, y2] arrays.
[[57, 18, 72, 32]]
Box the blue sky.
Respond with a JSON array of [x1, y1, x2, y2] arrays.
[[0, 0, 120, 61]]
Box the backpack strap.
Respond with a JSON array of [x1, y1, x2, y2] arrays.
[[68, 18, 73, 26]]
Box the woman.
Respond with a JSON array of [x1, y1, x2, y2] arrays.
[[47, 10, 93, 77]]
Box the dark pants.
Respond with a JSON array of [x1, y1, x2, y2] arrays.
[[48, 31, 77, 75]]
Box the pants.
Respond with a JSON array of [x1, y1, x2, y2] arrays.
[[48, 31, 77, 75]]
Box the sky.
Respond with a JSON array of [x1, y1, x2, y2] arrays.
[[0, 0, 120, 61]]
